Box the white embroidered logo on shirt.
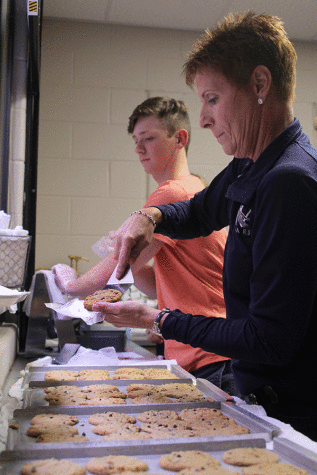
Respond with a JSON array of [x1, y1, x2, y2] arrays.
[[235, 205, 251, 235]]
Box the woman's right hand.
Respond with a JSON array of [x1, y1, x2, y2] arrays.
[[114, 208, 162, 279]]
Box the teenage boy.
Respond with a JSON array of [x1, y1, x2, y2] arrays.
[[53, 97, 235, 393]]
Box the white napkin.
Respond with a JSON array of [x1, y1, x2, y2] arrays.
[[66, 346, 119, 365], [0, 211, 10, 229], [45, 299, 104, 325], [0, 286, 30, 311], [45, 266, 134, 324]]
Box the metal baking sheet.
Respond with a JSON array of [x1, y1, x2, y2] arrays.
[[0, 437, 267, 474], [2, 435, 317, 475], [23, 363, 195, 387], [22, 378, 232, 409], [7, 399, 279, 452]]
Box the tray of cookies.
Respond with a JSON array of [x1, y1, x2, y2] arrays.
[[6, 400, 280, 452], [1, 434, 317, 474], [23, 364, 196, 387], [22, 378, 233, 409]]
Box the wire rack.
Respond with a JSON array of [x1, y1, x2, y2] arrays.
[[0, 236, 31, 289]]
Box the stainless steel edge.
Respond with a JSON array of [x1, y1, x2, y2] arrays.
[[222, 402, 281, 439], [28, 377, 192, 388], [170, 364, 196, 381], [273, 437, 317, 474], [13, 398, 220, 418], [25, 363, 193, 385], [196, 378, 234, 402], [1, 434, 267, 460]]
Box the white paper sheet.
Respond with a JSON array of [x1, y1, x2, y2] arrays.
[[45, 299, 104, 325]]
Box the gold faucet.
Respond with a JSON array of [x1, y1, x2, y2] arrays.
[[68, 255, 89, 276]]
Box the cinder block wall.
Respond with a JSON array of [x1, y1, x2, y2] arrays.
[[35, 19, 317, 274]]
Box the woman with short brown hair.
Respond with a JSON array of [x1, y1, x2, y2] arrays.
[[95, 12, 317, 441]]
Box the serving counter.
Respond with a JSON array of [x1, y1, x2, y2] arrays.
[[1, 346, 317, 475]]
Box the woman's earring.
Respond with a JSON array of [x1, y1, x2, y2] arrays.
[[258, 98, 263, 105]]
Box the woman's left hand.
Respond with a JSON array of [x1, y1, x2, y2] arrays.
[[92, 300, 159, 329]]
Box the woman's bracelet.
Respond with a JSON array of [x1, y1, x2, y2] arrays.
[[130, 210, 157, 229]]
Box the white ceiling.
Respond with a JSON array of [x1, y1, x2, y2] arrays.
[[42, 0, 317, 42]]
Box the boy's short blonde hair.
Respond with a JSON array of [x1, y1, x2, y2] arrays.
[[128, 97, 191, 153]]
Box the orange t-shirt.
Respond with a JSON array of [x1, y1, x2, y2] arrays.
[[144, 175, 229, 372]]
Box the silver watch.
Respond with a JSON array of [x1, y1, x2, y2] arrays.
[[152, 308, 170, 335]]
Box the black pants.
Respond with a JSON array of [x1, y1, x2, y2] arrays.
[[266, 403, 317, 441], [245, 385, 317, 442], [155, 341, 164, 357]]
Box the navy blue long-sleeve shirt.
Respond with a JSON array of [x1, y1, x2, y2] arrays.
[[155, 118, 317, 400]]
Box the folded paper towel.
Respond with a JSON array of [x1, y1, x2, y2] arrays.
[[0, 286, 30, 306]]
